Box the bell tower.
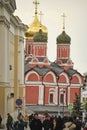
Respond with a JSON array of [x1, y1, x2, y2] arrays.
[[56, 13, 73, 70], [25, 0, 48, 56]]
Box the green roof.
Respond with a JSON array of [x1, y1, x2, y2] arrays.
[[56, 31, 71, 44], [33, 29, 47, 42]]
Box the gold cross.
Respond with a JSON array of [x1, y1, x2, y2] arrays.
[[33, 0, 40, 14], [61, 13, 66, 31]]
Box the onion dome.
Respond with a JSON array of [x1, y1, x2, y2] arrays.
[[25, 15, 48, 39], [56, 31, 71, 44], [33, 29, 47, 42]]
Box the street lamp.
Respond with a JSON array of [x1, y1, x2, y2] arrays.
[[62, 90, 65, 117], [57, 76, 60, 116], [42, 76, 45, 105]]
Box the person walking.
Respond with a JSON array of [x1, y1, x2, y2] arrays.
[[30, 113, 42, 130], [13, 113, 27, 130], [17, 112, 24, 121], [24, 114, 29, 128], [56, 116, 63, 130], [43, 115, 52, 130], [0, 114, 2, 127], [6, 113, 13, 130]]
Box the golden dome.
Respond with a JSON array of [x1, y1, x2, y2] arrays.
[[25, 15, 48, 39]]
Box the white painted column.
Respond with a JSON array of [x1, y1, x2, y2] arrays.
[[38, 85, 44, 104], [68, 86, 70, 103], [55, 86, 58, 104]]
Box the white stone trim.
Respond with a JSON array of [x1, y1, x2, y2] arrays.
[[44, 71, 56, 83], [29, 62, 50, 65], [60, 72, 69, 83], [68, 86, 70, 103], [71, 83, 83, 87], [38, 85, 44, 104], [25, 71, 39, 82], [72, 73, 82, 84], [25, 81, 41, 85]]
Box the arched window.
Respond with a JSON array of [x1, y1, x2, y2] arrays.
[[60, 94, 64, 104], [49, 93, 53, 103], [28, 45, 31, 54]]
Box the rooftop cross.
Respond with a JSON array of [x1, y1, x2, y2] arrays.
[[39, 11, 44, 24], [61, 13, 66, 31], [33, 0, 40, 15]]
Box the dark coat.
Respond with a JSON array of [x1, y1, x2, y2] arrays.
[[56, 116, 63, 130], [30, 118, 42, 130], [13, 120, 27, 130], [43, 119, 52, 130], [0, 116, 2, 124], [74, 119, 82, 130]]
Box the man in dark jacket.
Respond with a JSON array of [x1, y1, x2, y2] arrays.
[[30, 113, 42, 130], [43, 115, 52, 130]]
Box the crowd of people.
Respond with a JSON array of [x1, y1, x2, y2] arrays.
[[28, 113, 81, 130], [1, 112, 87, 130], [28, 112, 87, 130], [6, 112, 28, 130]]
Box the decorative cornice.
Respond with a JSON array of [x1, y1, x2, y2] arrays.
[[9, 0, 16, 10], [10, 15, 28, 32], [4, 0, 16, 14], [0, 82, 10, 87], [0, 16, 10, 28], [0, 0, 16, 14]]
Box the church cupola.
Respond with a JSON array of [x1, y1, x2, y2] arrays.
[[25, 0, 48, 56], [25, 0, 48, 40], [33, 29, 48, 42], [56, 30, 71, 44], [56, 13, 71, 44], [56, 13, 73, 70], [31, 28, 47, 57]]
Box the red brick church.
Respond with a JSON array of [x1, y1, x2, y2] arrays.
[[24, 0, 84, 115]]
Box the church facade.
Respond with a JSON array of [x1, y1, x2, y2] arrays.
[[24, 0, 84, 114]]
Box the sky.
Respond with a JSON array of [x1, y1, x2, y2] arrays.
[[14, 0, 87, 75]]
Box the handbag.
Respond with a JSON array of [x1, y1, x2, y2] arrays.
[[63, 122, 73, 130]]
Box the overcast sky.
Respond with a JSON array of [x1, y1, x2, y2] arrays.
[[14, 0, 87, 75]]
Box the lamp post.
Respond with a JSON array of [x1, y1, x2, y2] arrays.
[[58, 105, 60, 116], [57, 76, 60, 116], [42, 76, 45, 105], [62, 90, 65, 117]]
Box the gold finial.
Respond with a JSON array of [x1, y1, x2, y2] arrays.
[[39, 11, 44, 24], [33, 0, 40, 15], [61, 13, 66, 31]]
